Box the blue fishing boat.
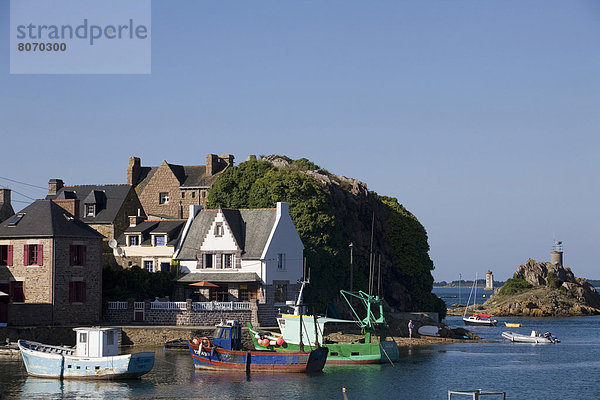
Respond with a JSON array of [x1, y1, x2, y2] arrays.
[[18, 327, 155, 379], [188, 320, 328, 373]]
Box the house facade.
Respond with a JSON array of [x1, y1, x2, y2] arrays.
[[174, 202, 303, 325], [113, 216, 185, 272], [127, 154, 234, 220], [45, 180, 145, 265], [0, 200, 103, 326]]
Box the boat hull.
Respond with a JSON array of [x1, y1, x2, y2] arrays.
[[18, 340, 154, 379], [187, 341, 327, 373], [463, 317, 497, 326], [248, 325, 399, 365], [501, 331, 556, 344]]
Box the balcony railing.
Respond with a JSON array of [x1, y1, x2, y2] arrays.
[[107, 301, 128, 310], [193, 302, 251, 311], [150, 301, 187, 310]]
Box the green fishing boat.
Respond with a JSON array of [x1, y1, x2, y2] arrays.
[[248, 289, 399, 365]]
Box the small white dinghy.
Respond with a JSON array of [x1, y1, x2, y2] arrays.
[[502, 330, 560, 344]]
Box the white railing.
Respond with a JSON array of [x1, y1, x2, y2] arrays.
[[107, 301, 128, 310], [134, 301, 145, 310], [150, 301, 187, 310], [192, 301, 250, 311]]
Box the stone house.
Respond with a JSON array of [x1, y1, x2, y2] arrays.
[[127, 154, 234, 220], [0, 200, 103, 326], [174, 202, 303, 326], [45, 180, 145, 262], [113, 216, 185, 272], [0, 188, 15, 223]]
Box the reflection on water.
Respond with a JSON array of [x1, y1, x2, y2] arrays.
[[21, 377, 133, 399]]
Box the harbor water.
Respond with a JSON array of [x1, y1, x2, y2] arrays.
[[1, 290, 598, 399]]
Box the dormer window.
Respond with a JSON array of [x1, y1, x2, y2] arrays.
[[154, 235, 166, 246], [85, 204, 96, 217], [8, 213, 24, 226], [159, 192, 169, 204], [128, 236, 139, 246]]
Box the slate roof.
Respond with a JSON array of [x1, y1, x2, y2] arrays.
[[177, 272, 261, 283], [46, 184, 135, 224], [176, 208, 277, 260], [0, 200, 104, 239], [117, 220, 185, 246], [134, 163, 220, 191], [0, 201, 15, 224]]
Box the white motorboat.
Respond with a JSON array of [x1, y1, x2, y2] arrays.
[[502, 330, 560, 344]]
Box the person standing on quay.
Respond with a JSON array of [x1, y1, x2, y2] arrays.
[[408, 320, 415, 339]]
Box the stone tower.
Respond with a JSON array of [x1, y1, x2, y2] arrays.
[[485, 270, 494, 291], [551, 241, 563, 267]]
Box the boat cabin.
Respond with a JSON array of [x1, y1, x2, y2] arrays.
[[74, 327, 119, 357], [212, 320, 242, 351]]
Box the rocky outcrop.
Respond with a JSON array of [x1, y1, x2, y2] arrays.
[[483, 259, 600, 317]]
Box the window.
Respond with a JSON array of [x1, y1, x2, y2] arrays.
[[210, 287, 228, 302], [159, 192, 169, 204], [107, 332, 115, 345], [11, 281, 25, 302], [214, 223, 224, 237], [239, 288, 249, 302], [154, 235, 166, 246], [79, 332, 87, 343], [24, 244, 43, 266], [181, 192, 185, 199], [160, 262, 170, 272], [69, 281, 86, 303], [128, 236, 139, 246], [222, 254, 233, 269], [143, 260, 153, 271], [85, 204, 95, 217], [201, 191, 206, 198], [204, 253, 214, 268], [274, 283, 287, 303], [70, 245, 86, 266], [0, 245, 13, 266], [8, 214, 24, 226], [277, 253, 286, 270], [192, 191, 196, 198]]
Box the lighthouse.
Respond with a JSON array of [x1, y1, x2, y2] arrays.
[[551, 241, 563, 267], [485, 270, 494, 291]]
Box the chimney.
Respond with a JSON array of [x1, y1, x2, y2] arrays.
[[206, 154, 219, 176], [48, 179, 64, 195], [129, 215, 145, 227], [0, 188, 10, 205], [52, 199, 80, 218], [219, 154, 235, 168], [127, 157, 141, 186]]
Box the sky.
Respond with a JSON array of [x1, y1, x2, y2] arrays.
[[1, 1, 599, 282]]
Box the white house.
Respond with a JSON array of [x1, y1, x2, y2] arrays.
[[174, 202, 303, 323]]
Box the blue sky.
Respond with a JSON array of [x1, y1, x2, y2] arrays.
[[1, 1, 599, 281]]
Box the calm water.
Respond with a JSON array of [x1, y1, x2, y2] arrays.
[[434, 286, 495, 308], [2, 292, 599, 399]]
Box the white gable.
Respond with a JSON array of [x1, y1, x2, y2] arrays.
[[200, 209, 239, 252]]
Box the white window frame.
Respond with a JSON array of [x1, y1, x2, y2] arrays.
[[143, 259, 154, 272], [222, 254, 233, 269], [128, 235, 139, 246], [204, 253, 214, 269], [154, 235, 166, 246], [277, 253, 286, 270], [85, 204, 95, 217], [159, 192, 169, 204]]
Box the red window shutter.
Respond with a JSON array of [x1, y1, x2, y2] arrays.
[[69, 245, 75, 266], [38, 245, 43, 266], [81, 282, 86, 303], [7, 245, 13, 266], [69, 282, 75, 303], [24, 244, 29, 265], [82, 246, 87, 266]]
